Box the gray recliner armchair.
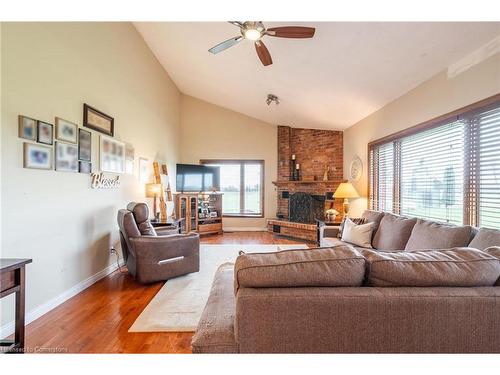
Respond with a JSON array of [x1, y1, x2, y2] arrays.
[[117, 202, 200, 283]]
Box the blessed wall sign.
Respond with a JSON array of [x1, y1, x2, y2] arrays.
[[90, 172, 120, 189]]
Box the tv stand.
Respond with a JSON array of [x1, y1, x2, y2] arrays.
[[174, 192, 223, 235]]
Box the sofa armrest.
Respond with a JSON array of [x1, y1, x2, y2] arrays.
[[129, 233, 199, 263], [319, 225, 340, 239]]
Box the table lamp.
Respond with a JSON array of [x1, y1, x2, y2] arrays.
[[145, 183, 162, 219], [333, 182, 360, 217]]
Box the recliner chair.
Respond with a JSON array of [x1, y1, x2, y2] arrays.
[[117, 202, 200, 283]]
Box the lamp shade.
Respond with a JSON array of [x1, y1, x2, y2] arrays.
[[333, 182, 359, 199], [145, 183, 162, 198]]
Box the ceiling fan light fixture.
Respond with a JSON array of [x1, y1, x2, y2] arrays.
[[244, 28, 261, 41]]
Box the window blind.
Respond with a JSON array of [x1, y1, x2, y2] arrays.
[[474, 105, 500, 229], [372, 142, 394, 213], [400, 120, 464, 224]]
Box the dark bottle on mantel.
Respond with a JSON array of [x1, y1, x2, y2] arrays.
[[295, 163, 301, 181], [290, 154, 297, 181]]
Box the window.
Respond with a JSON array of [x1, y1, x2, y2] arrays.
[[369, 95, 500, 228], [200, 160, 264, 217]]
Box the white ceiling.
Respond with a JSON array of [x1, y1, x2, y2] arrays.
[[134, 22, 500, 130]]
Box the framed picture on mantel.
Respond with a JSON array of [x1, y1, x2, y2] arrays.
[[83, 103, 114, 136]]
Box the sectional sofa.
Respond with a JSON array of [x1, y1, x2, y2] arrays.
[[192, 210, 500, 353]]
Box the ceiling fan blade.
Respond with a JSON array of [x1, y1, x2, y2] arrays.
[[255, 41, 273, 66], [208, 36, 243, 54], [267, 26, 315, 38], [228, 21, 244, 28]]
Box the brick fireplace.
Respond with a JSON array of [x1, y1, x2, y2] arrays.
[[267, 126, 345, 242]]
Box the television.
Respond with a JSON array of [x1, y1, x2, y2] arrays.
[[176, 164, 220, 193]]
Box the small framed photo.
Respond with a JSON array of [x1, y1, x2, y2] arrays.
[[79, 161, 92, 174], [125, 143, 134, 174], [37, 121, 53, 145], [78, 128, 92, 161], [139, 157, 150, 183], [55, 117, 78, 143], [100, 135, 125, 173], [55, 141, 79, 172], [84, 104, 114, 136], [23, 142, 52, 170], [18, 115, 37, 140]]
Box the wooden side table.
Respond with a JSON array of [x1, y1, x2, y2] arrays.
[[1, 258, 32, 354], [151, 218, 184, 234]]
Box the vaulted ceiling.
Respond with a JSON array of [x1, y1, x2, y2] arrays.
[[134, 22, 500, 130]]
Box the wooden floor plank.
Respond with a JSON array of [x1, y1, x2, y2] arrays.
[[17, 231, 307, 353]]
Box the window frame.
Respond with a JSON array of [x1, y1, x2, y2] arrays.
[[200, 159, 265, 218], [368, 92, 500, 226]]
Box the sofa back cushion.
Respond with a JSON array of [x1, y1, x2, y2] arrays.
[[404, 219, 473, 251], [372, 213, 417, 251], [468, 228, 500, 250], [484, 246, 500, 286], [341, 219, 374, 248], [234, 245, 366, 293], [361, 210, 385, 240], [362, 248, 500, 287]]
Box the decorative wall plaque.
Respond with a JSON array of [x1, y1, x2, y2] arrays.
[[90, 172, 120, 189]]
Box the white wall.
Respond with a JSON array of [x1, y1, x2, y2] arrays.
[[179, 95, 277, 230], [344, 52, 500, 216], [0, 22, 181, 334]]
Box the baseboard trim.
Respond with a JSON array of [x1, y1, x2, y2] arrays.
[[0, 260, 124, 339], [223, 227, 266, 232]]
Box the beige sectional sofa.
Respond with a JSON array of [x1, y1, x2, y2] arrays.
[[192, 210, 500, 353]]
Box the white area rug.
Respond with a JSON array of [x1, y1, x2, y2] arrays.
[[128, 243, 308, 332]]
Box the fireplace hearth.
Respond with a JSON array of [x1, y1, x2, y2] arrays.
[[289, 192, 325, 224]]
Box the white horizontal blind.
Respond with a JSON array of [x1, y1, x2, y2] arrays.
[[400, 120, 464, 224], [475, 105, 500, 229], [372, 142, 394, 213]]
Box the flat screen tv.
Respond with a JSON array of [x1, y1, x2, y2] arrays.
[[176, 164, 220, 192]]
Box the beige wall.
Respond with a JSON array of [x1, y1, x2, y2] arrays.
[[344, 52, 500, 216], [179, 95, 277, 229], [0, 23, 181, 333]]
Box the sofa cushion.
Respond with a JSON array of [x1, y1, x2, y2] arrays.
[[341, 219, 374, 248], [484, 246, 500, 286], [469, 228, 500, 250], [337, 217, 365, 238], [361, 210, 385, 240], [234, 246, 366, 293], [362, 248, 500, 287], [191, 262, 239, 353], [372, 213, 417, 251], [404, 219, 473, 251]]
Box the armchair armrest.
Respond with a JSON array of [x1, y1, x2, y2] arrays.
[[129, 233, 200, 263], [155, 226, 180, 236]]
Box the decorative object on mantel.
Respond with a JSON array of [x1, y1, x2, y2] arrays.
[[125, 143, 135, 174], [37, 121, 53, 145], [55, 141, 78, 172], [23, 142, 52, 170], [90, 172, 120, 189], [303, 175, 315, 182], [55, 117, 78, 144], [290, 154, 296, 181], [79, 161, 92, 174], [78, 128, 92, 161], [333, 182, 360, 218], [18, 115, 37, 141], [349, 156, 363, 182], [323, 166, 330, 181], [139, 157, 150, 183], [294, 163, 301, 181], [145, 183, 162, 221], [325, 208, 339, 222], [100, 135, 125, 174], [83, 103, 114, 136]]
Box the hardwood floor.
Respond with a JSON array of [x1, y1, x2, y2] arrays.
[[19, 231, 308, 353]]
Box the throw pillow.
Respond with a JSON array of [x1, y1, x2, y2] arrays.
[[341, 218, 374, 248], [337, 217, 365, 238]]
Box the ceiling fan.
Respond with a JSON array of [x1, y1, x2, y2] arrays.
[[208, 21, 315, 66]]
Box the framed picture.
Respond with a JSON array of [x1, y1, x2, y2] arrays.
[[84, 104, 114, 136], [55, 141, 79, 173], [139, 157, 150, 183], [78, 128, 92, 161], [37, 121, 53, 145], [55, 117, 78, 143], [79, 161, 92, 174], [23, 142, 52, 170], [18, 115, 37, 141], [125, 143, 134, 174], [100, 135, 125, 173]]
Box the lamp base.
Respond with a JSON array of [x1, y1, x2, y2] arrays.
[[342, 198, 350, 218]]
